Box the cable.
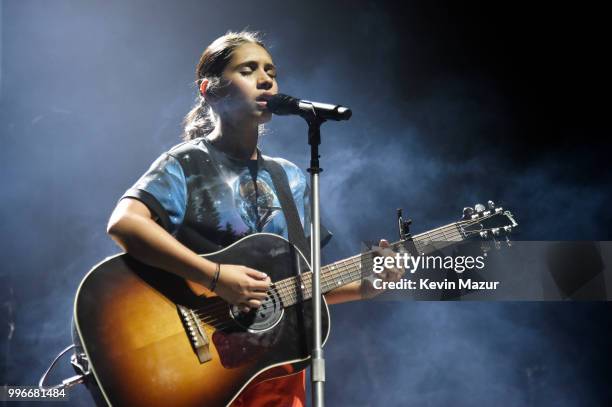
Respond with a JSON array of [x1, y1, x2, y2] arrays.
[[38, 344, 76, 388]]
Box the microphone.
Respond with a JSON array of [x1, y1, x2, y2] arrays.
[[267, 93, 352, 121]]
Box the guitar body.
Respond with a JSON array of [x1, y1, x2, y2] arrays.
[[74, 233, 330, 407]]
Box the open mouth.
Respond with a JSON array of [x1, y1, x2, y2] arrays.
[[255, 94, 274, 110], [256, 93, 274, 102]]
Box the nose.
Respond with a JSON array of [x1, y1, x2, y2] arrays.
[[257, 71, 274, 90]]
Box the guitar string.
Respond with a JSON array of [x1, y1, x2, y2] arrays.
[[195, 245, 467, 328], [192, 236, 503, 329], [196, 238, 426, 319], [188, 222, 464, 320], [188, 214, 504, 327], [191, 259, 368, 328], [218, 218, 466, 300], [189, 226, 469, 326], [190, 253, 406, 328], [196, 258, 413, 330], [231, 226, 460, 307], [194, 227, 475, 328], [188, 216, 492, 324], [190, 214, 494, 325], [193, 267, 367, 330]]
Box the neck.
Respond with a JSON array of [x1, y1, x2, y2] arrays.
[[207, 119, 259, 161], [273, 221, 465, 307]]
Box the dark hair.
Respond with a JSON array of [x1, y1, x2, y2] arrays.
[[182, 31, 267, 140]]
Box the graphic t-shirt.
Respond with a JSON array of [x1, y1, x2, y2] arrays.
[[122, 138, 330, 249], [121, 137, 330, 406]]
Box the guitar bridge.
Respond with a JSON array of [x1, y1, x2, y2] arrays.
[[177, 305, 212, 364]]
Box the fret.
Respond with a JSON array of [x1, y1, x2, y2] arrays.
[[441, 227, 449, 240], [278, 221, 468, 307]]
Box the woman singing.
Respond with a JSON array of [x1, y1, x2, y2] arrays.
[[107, 30, 400, 407]]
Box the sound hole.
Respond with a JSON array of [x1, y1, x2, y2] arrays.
[[229, 288, 283, 332]]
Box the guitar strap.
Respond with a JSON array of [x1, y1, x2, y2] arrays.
[[260, 156, 310, 257]]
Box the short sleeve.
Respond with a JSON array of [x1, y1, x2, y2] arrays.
[[121, 153, 187, 235]]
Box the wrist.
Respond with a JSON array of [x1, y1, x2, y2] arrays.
[[209, 263, 221, 292], [198, 258, 221, 287]]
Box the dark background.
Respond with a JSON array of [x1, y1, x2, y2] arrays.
[[1, 0, 611, 405]]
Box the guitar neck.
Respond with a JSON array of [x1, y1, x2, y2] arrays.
[[274, 221, 464, 306]]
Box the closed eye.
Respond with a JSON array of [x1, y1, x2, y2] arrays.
[[236, 61, 277, 79]]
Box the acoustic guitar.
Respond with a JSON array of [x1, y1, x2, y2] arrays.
[[74, 203, 517, 406]]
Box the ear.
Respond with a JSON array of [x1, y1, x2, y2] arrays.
[[199, 79, 209, 97]]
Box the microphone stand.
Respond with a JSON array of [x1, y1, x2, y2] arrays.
[[274, 96, 349, 406], [306, 112, 326, 407]]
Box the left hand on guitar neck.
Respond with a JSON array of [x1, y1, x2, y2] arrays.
[[360, 239, 405, 300]]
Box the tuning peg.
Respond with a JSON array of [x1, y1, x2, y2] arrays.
[[487, 200, 495, 209], [506, 236, 512, 247], [474, 203, 486, 213], [462, 207, 474, 219], [479, 231, 488, 239]]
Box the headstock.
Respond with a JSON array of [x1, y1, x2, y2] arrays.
[[458, 200, 518, 252]]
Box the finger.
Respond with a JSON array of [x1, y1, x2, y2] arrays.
[[390, 269, 402, 282], [248, 290, 268, 300], [374, 243, 393, 257], [247, 299, 262, 308], [246, 268, 268, 280], [239, 305, 251, 313], [251, 278, 271, 291], [382, 267, 402, 282]]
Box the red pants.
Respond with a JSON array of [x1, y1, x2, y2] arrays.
[[231, 369, 305, 407]]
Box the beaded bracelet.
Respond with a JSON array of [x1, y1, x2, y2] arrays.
[[210, 263, 221, 292]]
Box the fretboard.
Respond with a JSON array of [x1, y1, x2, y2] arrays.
[[273, 221, 465, 307]]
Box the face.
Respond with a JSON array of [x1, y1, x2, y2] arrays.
[[213, 43, 278, 125]]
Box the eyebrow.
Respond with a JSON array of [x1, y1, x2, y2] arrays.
[[236, 60, 276, 71]]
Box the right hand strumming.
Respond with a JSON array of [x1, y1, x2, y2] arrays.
[[214, 264, 271, 312]]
